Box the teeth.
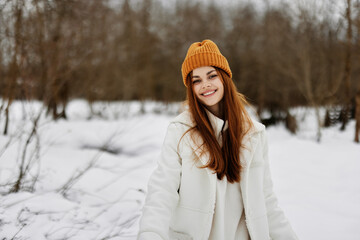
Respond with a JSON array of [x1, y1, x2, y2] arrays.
[[203, 90, 215, 96]]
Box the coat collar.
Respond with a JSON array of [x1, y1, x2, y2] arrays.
[[171, 109, 264, 137], [204, 108, 228, 142], [171, 109, 265, 169]]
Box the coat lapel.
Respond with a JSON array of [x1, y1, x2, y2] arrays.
[[189, 132, 214, 176], [241, 131, 261, 168], [239, 131, 262, 212]]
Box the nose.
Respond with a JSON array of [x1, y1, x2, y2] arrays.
[[202, 79, 211, 89]]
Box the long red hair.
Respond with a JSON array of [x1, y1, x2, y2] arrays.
[[183, 67, 253, 183]]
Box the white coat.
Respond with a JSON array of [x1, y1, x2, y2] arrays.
[[138, 109, 298, 240]]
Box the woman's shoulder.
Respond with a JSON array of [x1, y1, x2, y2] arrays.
[[169, 109, 194, 128], [160, 110, 193, 141], [249, 117, 266, 134], [161, 111, 194, 149]]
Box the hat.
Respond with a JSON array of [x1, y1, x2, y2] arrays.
[[181, 39, 232, 87]]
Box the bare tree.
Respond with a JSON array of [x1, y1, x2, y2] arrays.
[[355, 90, 360, 142], [340, 0, 354, 130], [268, 1, 345, 141], [9, 106, 43, 193], [354, 0, 360, 142], [258, 4, 298, 132], [2, 0, 25, 135]]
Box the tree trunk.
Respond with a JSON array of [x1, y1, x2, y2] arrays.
[[355, 88, 360, 142], [3, 104, 10, 135], [340, 0, 353, 131]]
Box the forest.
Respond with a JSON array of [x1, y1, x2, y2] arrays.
[[0, 0, 359, 141]]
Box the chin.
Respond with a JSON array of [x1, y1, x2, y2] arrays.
[[204, 102, 218, 108]]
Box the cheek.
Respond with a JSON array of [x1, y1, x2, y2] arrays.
[[217, 83, 224, 98], [219, 87, 224, 98], [192, 86, 201, 98]]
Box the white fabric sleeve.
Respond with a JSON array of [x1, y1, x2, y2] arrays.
[[137, 123, 182, 240]]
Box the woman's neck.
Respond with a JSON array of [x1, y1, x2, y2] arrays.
[[206, 102, 224, 120]]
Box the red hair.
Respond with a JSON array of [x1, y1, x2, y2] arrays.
[[182, 67, 253, 183]]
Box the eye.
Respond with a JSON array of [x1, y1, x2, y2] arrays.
[[209, 74, 218, 79], [192, 79, 201, 84]]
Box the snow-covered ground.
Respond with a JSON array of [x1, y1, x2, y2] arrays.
[[0, 100, 359, 240]]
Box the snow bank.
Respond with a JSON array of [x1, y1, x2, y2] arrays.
[[0, 100, 359, 239]]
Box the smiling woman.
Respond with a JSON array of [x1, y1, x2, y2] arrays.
[[137, 39, 298, 240]]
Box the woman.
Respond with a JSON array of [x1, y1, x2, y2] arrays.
[[137, 40, 298, 240]]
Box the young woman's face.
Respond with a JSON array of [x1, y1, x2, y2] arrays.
[[192, 66, 224, 115]]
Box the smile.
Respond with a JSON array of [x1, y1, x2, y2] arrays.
[[201, 90, 217, 97]]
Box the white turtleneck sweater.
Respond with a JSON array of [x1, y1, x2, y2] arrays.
[[206, 109, 250, 240]]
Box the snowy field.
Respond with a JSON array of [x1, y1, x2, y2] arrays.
[[0, 100, 359, 240]]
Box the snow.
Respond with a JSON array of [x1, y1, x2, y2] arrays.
[[0, 100, 359, 240]]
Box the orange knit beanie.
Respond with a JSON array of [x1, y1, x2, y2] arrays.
[[181, 39, 232, 87]]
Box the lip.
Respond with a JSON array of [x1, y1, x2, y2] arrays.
[[201, 89, 217, 97]]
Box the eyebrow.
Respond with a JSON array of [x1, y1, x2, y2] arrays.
[[192, 70, 216, 79]]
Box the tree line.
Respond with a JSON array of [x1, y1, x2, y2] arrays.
[[0, 0, 360, 141]]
